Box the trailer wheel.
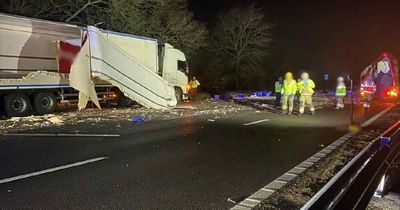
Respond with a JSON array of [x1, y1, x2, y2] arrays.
[[175, 87, 183, 102], [4, 94, 32, 117], [33, 93, 56, 115]]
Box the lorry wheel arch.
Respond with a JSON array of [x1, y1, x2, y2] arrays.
[[174, 87, 183, 102], [33, 92, 56, 115], [4, 94, 32, 117]]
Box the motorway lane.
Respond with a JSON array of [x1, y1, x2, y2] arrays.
[[0, 103, 393, 209]]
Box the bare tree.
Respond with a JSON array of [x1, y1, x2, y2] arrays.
[[2, 0, 108, 24], [156, 0, 208, 58], [212, 5, 272, 89], [108, 0, 208, 59], [108, 0, 160, 36], [64, 0, 106, 22]]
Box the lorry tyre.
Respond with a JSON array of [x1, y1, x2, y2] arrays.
[[4, 94, 32, 117], [33, 92, 56, 115], [175, 87, 183, 102]]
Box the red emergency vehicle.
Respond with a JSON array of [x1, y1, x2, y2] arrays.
[[360, 52, 399, 98]]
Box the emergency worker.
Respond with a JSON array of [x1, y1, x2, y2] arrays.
[[335, 76, 346, 110], [189, 76, 200, 101], [297, 72, 316, 116], [281, 72, 297, 115], [274, 77, 283, 107], [360, 75, 376, 109]]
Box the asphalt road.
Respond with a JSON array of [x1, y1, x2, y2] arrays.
[[0, 103, 393, 209]]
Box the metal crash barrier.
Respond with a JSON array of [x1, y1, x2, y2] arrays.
[[301, 120, 400, 210]]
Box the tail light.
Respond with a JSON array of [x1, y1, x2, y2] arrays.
[[386, 87, 398, 97]]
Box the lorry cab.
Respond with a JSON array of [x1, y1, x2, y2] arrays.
[[360, 52, 399, 98], [158, 43, 189, 100]]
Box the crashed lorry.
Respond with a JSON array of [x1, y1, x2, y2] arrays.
[[0, 13, 189, 117], [360, 52, 399, 98]]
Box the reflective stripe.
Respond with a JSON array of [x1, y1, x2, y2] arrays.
[[336, 84, 346, 96], [361, 82, 376, 94]]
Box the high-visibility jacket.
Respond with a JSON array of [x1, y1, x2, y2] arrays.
[[275, 81, 282, 93], [297, 79, 315, 95], [281, 79, 297, 95], [361, 81, 376, 94], [336, 83, 347, 97], [190, 80, 200, 89]]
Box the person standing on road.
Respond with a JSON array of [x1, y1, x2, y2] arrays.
[[297, 72, 316, 116], [281, 72, 297, 115], [360, 75, 376, 109], [189, 76, 200, 101], [274, 77, 283, 108], [335, 76, 347, 110]]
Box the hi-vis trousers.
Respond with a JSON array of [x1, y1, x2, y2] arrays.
[[299, 95, 315, 114], [336, 96, 345, 109], [282, 94, 294, 112]]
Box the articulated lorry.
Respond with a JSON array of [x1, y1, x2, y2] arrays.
[[0, 13, 189, 117]]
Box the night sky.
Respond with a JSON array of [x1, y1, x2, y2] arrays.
[[189, 0, 400, 83]]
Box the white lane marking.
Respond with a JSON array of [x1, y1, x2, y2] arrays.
[[245, 198, 260, 203], [0, 157, 108, 184], [261, 188, 275, 192], [1, 133, 120, 137], [239, 202, 254, 208], [243, 119, 270, 126]]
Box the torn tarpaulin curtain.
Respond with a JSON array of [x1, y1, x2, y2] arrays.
[[69, 37, 101, 110], [85, 26, 177, 110], [69, 26, 177, 110]]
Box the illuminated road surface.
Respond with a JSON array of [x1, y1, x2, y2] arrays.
[[0, 103, 393, 209]]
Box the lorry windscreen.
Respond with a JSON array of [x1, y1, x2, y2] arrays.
[[178, 60, 188, 75]]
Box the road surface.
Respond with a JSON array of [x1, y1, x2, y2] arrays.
[[0, 103, 393, 209]]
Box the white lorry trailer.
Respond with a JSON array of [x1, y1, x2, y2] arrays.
[[0, 13, 189, 117]]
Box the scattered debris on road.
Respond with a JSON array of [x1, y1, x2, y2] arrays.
[[0, 101, 252, 134], [48, 116, 64, 125], [131, 116, 146, 123], [0, 93, 346, 134]]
